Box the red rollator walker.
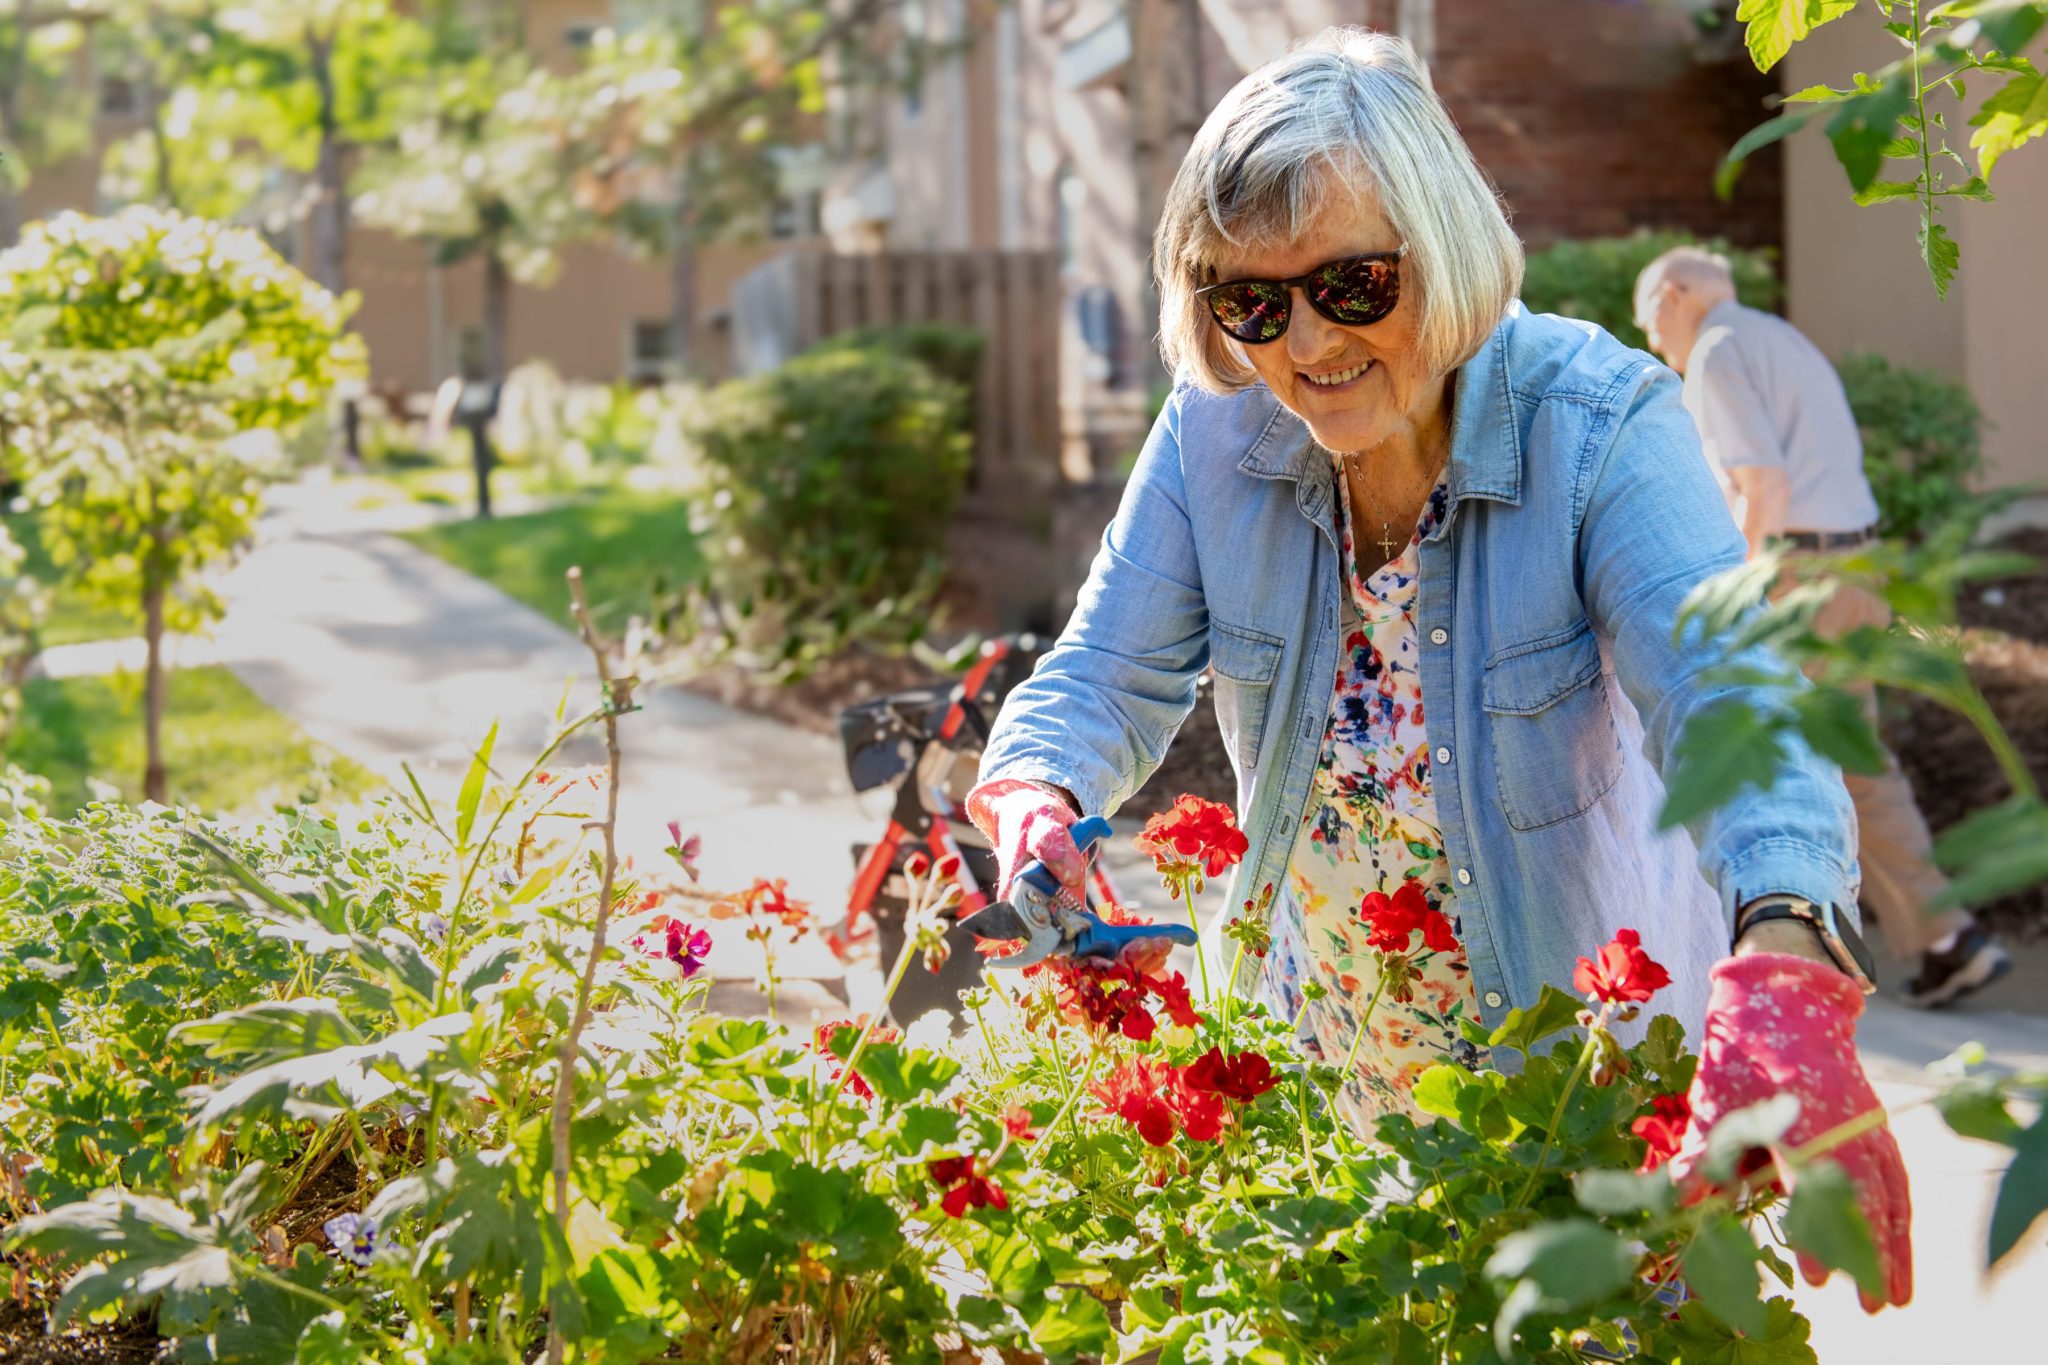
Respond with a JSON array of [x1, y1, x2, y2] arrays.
[[827, 634, 1124, 1021]]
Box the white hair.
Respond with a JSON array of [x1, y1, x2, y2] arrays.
[[1634, 245, 1736, 320], [1154, 27, 1524, 393]]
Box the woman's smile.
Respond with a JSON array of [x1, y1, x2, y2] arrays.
[[1299, 358, 1377, 395]]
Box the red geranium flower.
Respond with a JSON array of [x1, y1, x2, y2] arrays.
[[744, 878, 810, 932], [1001, 1105, 1041, 1142], [1631, 1092, 1692, 1172], [928, 1156, 1007, 1217], [1420, 907, 1460, 954], [1057, 960, 1159, 1042], [1147, 970, 1203, 1029], [1090, 1058, 1179, 1147], [1134, 795, 1249, 880], [1357, 881, 1431, 954], [1573, 929, 1672, 1005], [1180, 1046, 1282, 1104], [1167, 1069, 1227, 1143]]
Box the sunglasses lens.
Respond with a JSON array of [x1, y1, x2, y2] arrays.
[[1206, 282, 1289, 343], [1310, 255, 1401, 326]]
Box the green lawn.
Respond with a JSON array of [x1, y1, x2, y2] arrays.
[[400, 490, 701, 635], [4, 513, 137, 647], [7, 666, 378, 816]]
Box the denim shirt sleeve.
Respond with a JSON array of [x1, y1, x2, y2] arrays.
[[976, 388, 1209, 817], [1577, 367, 1860, 938]]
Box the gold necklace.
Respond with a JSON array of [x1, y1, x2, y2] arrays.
[[1347, 423, 1451, 562]]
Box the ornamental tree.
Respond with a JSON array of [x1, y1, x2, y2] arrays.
[[0, 206, 361, 802]]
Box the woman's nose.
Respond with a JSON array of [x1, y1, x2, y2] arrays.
[[1285, 288, 1343, 364]]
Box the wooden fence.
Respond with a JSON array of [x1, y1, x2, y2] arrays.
[[730, 249, 1063, 502]]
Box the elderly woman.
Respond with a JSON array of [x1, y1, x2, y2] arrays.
[[967, 29, 1909, 1310]]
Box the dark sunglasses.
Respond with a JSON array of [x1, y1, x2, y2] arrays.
[[1196, 246, 1407, 344]]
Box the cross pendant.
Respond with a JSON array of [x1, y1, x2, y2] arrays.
[[1375, 521, 1398, 560]]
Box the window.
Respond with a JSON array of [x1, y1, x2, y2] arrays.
[[770, 189, 823, 239], [563, 22, 602, 50], [98, 74, 141, 117], [629, 320, 674, 382]]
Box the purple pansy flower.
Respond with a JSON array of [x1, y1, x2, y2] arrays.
[[665, 920, 713, 978], [324, 1212, 380, 1267]]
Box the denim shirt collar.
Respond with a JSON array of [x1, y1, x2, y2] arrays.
[[1234, 309, 1526, 541]]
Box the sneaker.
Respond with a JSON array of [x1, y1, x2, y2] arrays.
[[1904, 924, 2011, 1008]]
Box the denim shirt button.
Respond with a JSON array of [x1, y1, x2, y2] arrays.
[[1456, 868, 1472, 886], [1435, 746, 1451, 764], [1484, 990, 1505, 1009], [1429, 627, 1448, 645]]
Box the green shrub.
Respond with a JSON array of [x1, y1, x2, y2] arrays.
[[809, 322, 984, 402], [1521, 230, 1781, 353], [1836, 351, 1991, 542], [678, 345, 972, 679]]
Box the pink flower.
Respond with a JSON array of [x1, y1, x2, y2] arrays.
[[1574, 929, 1672, 1005]]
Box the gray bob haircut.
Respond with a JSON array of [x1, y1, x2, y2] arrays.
[[1155, 28, 1523, 393]]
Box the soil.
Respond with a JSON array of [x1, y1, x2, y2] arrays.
[[0, 1296, 159, 1364]]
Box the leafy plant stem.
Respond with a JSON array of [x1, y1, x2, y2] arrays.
[[970, 998, 1002, 1072], [243, 1264, 399, 1350], [1911, 0, 1937, 268], [545, 566, 630, 1365], [1222, 940, 1246, 1042], [1325, 964, 1394, 1156], [1512, 1002, 1611, 1208], [1028, 1047, 1101, 1165], [1180, 869, 1211, 1000]]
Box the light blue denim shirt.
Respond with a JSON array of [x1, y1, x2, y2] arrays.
[[978, 305, 1859, 1048]]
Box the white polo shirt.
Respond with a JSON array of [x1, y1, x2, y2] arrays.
[[1680, 300, 1880, 534]]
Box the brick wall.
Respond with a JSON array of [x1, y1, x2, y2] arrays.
[[1424, 0, 1785, 255]]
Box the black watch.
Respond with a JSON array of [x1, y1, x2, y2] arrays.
[[1735, 894, 1877, 994]]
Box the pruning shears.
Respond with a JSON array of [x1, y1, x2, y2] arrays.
[[964, 816, 1198, 969]]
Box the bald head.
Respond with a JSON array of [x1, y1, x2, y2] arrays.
[[1634, 246, 1737, 374]]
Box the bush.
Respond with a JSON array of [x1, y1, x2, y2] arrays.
[[809, 322, 985, 404], [1836, 351, 1991, 542], [1521, 230, 1781, 354], [676, 344, 973, 679]]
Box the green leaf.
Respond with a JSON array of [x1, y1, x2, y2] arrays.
[[1700, 1094, 1802, 1183], [1682, 1215, 1768, 1338], [1412, 1063, 1473, 1122], [1662, 1296, 1817, 1364], [1, 1184, 238, 1329], [1919, 219, 1960, 299], [1935, 1076, 2023, 1146], [1736, 0, 1858, 71], [1789, 687, 1887, 775], [294, 1313, 357, 1365], [455, 721, 498, 847], [1485, 984, 1584, 1057], [1989, 1110, 2048, 1269], [1972, 71, 2048, 177], [1720, 111, 1813, 197], [1932, 797, 2048, 908], [1825, 77, 1915, 192], [849, 1042, 962, 1106], [1783, 83, 1850, 103], [1486, 1219, 1635, 1358], [1852, 179, 1923, 205], [1661, 700, 1792, 830], [1573, 1168, 1677, 1217], [1947, 2, 2048, 58], [1782, 1163, 1884, 1299]]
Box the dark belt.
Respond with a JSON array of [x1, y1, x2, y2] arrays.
[[1784, 527, 1875, 551]]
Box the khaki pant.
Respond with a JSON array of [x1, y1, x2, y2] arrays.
[[1778, 566, 1971, 958]]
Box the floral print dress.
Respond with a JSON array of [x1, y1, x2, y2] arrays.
[[1254, 459, 1487, 1138]]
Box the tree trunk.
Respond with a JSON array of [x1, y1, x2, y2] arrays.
[[1125, 0, 1207, 396], [0, 14, 27, 249], [145, 69, 178, 209], [472, 252, 510, 518], [307, 30, 362, 467], [142, 575, 167, 805]]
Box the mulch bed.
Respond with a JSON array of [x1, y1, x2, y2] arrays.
[[0, 1295, 158, 1364], [1883, 529, 2048, 942]]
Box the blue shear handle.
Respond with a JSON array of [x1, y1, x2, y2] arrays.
[[1012, 816, 1114, 895], [1072, 919, 1199, 962]]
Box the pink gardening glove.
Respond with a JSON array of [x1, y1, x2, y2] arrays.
[[1670, 953, 1912, 1312], [965, 778, 1086, 903]]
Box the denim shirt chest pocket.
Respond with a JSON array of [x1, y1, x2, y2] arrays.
[[1208, 620, 1287, 784], [1479, 619, 1624, 831]]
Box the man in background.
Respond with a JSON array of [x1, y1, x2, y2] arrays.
[[1634, 246, 2010, 1007]]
